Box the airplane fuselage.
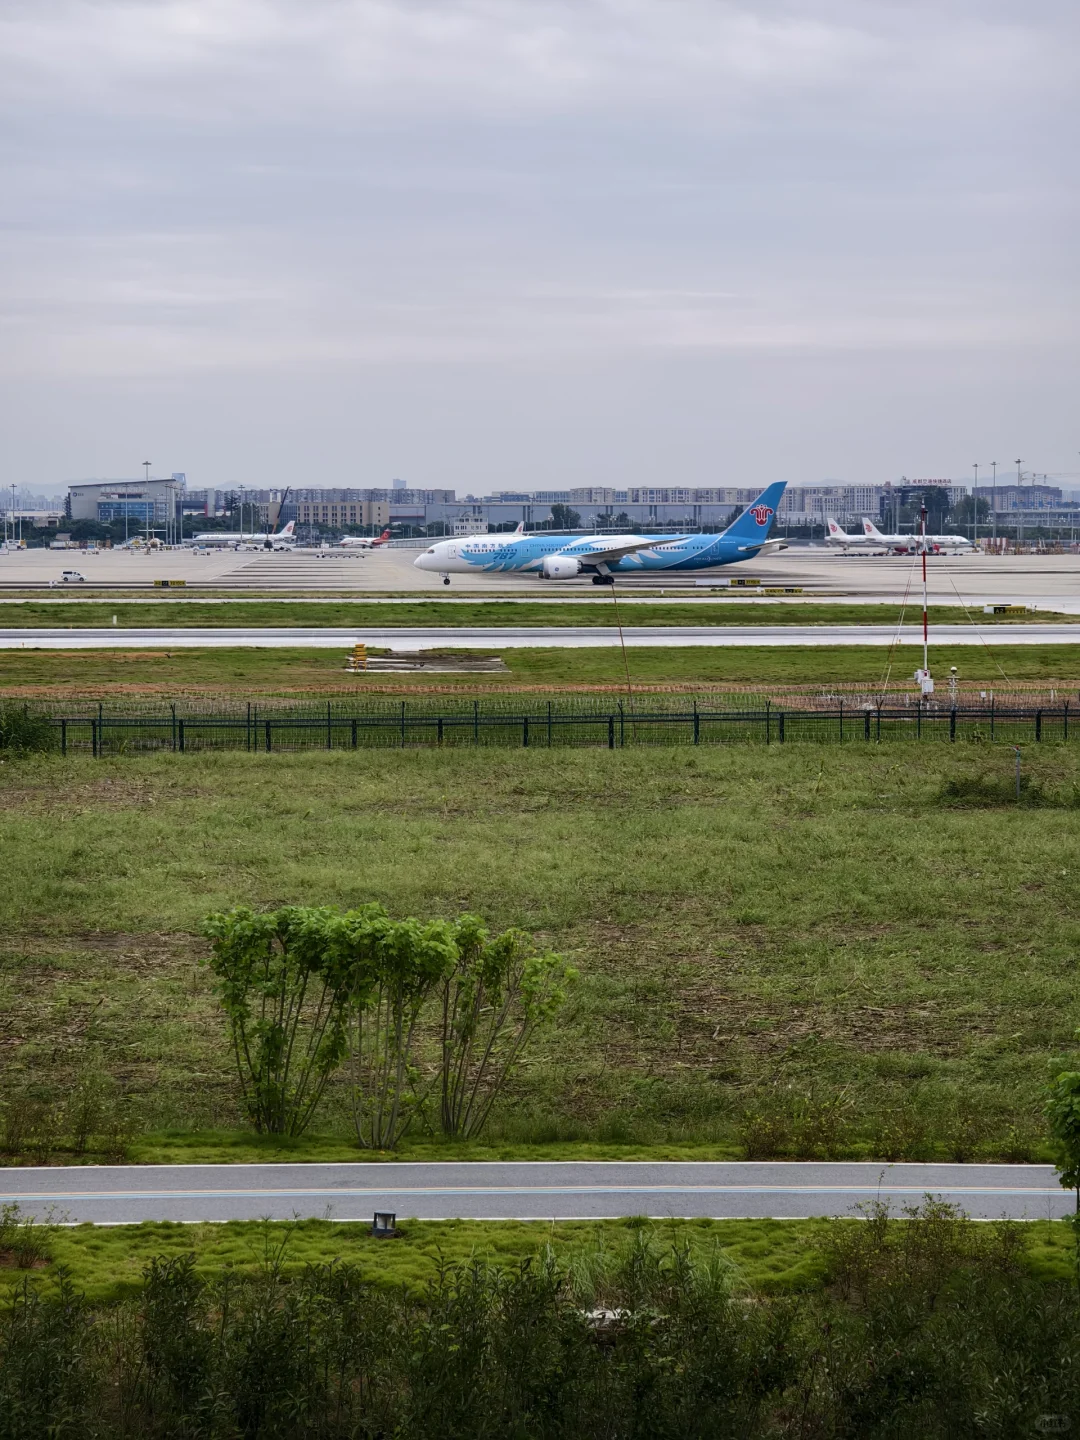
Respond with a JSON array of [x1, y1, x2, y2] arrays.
[[415, 530, 783, 576]]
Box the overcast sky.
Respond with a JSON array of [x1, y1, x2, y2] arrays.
[[1, 0, 1077, 493]]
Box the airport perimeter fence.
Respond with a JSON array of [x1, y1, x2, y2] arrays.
[[8, 693, 1080, 754]]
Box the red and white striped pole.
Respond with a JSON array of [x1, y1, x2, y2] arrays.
[[921, 501, 929, 676]]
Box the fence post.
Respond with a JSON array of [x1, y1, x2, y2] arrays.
[[950, 708, 956, 742], [839, 699, 843, 743], [171, 703, 177, 753], [60, 719, 67, 756], [990, 697, 994, 741], [264, 720, 272, 753], [876, 705, 882, 742], [548, 700, 553, 747], [694, 702, 700, 746], [1036, 709, 1042, 742], [917, 702, 921, 739], [91, 718, 98, 758], [1065, 700, 1070, 742], [351, 718, 358, 749], [473, 701, 479, 744], [437, 717, 444, 745], [864, 710, 871, 741], [178, 719, 185, 753], [327, 701, 332, 750], [765, 699, 770, 745], [779, 712, 785, 743], [608, 715, 615, 750], [400, 701, 406, 749], [523, 716, 529, 748], [246, 701, 252, 752]]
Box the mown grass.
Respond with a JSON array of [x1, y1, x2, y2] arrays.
[[0, 744, 1078, 1157], [2, 642, 1079, 695], [0, 599, 1064, 629]]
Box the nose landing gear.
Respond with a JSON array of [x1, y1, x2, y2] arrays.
[[441, 575, 451, 586]]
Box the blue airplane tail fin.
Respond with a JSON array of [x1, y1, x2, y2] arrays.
[[721, 482, 787, 545]]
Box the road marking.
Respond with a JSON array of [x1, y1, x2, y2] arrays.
[[1, 1184, 1063, 1202]]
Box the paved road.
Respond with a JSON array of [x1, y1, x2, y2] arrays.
[[0, 1162, 1066, 1224], [0, 623, 1077, 650]]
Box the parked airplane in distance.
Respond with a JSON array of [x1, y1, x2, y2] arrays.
[[413, 484, 787, 584], [862, 519, 973, 553], [825, 518, 878, 551], [190, 521, 297, 550], [337, 528, 392, 550]]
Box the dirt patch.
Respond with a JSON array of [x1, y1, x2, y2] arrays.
[[0, 776, 209, 811]]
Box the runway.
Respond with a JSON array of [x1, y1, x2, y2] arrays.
[[1, 623, 1077, 650], [0, 1161, 1065, 1224], [4, 545, 1080, 608]]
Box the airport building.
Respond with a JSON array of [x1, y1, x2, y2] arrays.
[[68, 475, 187, 527], [973, 483, 1063, 512]]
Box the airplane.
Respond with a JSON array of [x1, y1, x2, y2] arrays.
[[336, 528, 392, 550], [862, 518, 973, 553], [825, 518, 877, 551], [413, 484, 787, 584], [190, 520, 297, 551]]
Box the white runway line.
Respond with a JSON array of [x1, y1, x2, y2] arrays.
[[1, 623, 1079, 649]]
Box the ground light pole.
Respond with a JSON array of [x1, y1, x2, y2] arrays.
[[991, 461, 997, 549], [9, 483, 14, 547], [1015, 459, 1023, 551], [972, 462, 978, 545], [142, 461, 152, 546]]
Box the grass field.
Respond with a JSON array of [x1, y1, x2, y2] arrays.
[[0, 599, 1065, 628], [0, 1216, 833, 1303], [1, 1210, 1073, 1303], [2, 643, 1079, 695], [0, 744, 1077, 1161]]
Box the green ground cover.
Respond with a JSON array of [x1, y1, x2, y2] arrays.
[[0, 745, 1077, 1160], [0, 599, 1064, 628], [2, 1212, 1073, 1304], [2, 642, 1077, 694], [1, 1216, 831, 1303]]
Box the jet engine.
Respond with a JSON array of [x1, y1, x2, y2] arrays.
[[541, 555, 582, 580]]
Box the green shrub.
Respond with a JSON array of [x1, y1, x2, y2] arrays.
[[0, 707, 54, 753]]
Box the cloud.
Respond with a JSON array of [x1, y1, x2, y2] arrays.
[[1, 0, 1067, 125], [0, 1, 1077, 482]]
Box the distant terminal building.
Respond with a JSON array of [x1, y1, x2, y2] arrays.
[[780, 480, 970, 527], [780, 485, 887, 526], [67, 475, 187, 527], [277, 486, 764, 532], [973, 484, 1063, 512]]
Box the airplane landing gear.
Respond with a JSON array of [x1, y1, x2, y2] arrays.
[[591, 574, 615, 585], [442, 575, 451, 586]]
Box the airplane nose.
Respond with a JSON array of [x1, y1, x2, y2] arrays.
[[414, 549, 436, 570]]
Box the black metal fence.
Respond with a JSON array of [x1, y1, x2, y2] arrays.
[[12, 696, 1077, 754]]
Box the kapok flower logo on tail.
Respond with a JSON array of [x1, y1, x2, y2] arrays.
[[749, 505, 774, 526]]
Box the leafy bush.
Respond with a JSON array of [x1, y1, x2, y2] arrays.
[[202, 906, 359, 1135], [0, 707, 54, 753], [437, 916, 577, 1140], [203, 905, 574, 1147]]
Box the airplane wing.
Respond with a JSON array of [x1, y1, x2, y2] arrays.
[[559, 535, 692, 567]]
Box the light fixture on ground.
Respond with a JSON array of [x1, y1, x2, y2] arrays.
[[372, 1211, 397, 1238]]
